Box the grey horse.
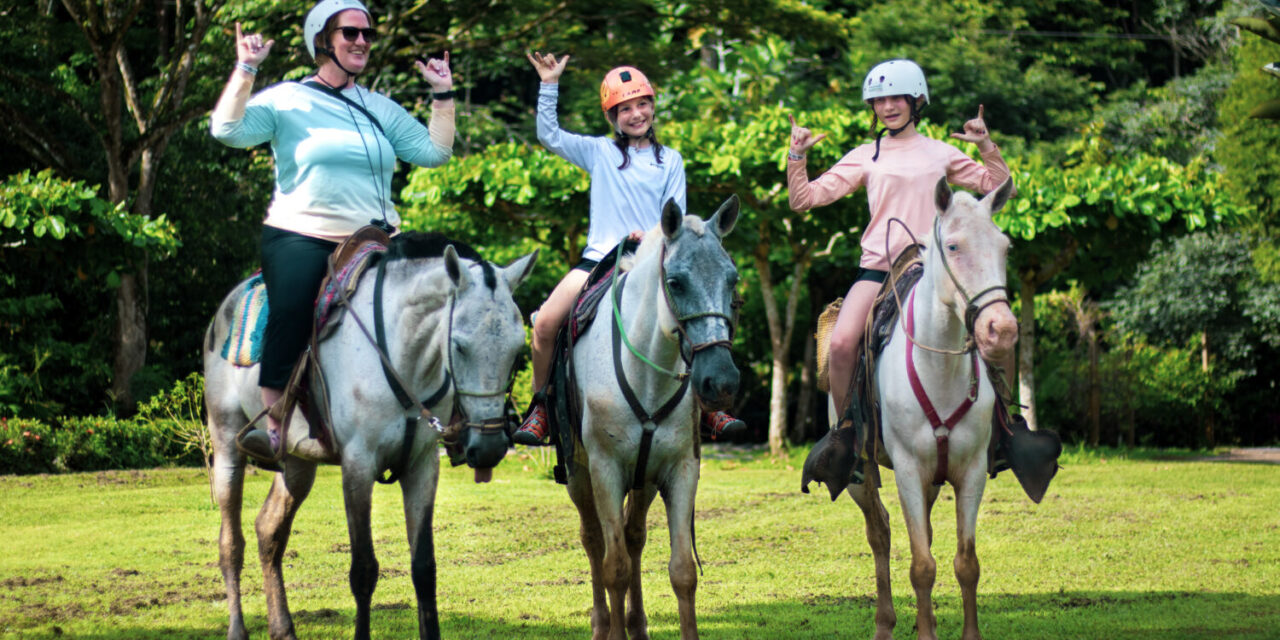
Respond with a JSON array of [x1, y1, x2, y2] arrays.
[[204, 234, 536, 640], [565, 196, 740, 640]]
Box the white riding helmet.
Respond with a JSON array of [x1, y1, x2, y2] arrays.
[[862, 59, 930, 105], [304, 0, 371, 61]]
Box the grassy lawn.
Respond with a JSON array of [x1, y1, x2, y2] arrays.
[[1, 445, 1277, 639]]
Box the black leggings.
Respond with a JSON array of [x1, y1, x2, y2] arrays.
[[259, 226, 338, 388]]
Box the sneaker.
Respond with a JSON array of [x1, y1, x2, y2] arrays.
[[702, 411, 746, 440], [513, 403, 550, 446]]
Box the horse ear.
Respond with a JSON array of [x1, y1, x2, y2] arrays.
[[501, 249, 539, 293], [708, 194, 739, 238], [934, 176, 952, 214], [986, 177, 1014, 214], [444, 244, 473, 292], [661, 198, 683, 239]]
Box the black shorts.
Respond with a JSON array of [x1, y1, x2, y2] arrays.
[[855, 268, 888, 284], [572, 258, 600, 273]]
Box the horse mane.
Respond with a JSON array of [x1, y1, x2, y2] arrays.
[[386, 231, 496, 290]]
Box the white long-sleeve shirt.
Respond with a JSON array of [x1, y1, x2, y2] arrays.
[[536, 82, 686, 261]]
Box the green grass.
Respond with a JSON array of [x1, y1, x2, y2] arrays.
[[1, 445, 1277, 639]]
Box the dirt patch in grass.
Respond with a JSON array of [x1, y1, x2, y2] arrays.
[[1, 574, 64, 589]]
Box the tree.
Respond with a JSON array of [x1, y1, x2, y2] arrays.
[[0, 1, 226, 410]]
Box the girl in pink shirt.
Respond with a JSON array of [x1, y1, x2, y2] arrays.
[[787, 59, 1012, 417]]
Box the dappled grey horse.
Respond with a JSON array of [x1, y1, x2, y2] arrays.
[[204, 235, 536, 640], [566, 196, 740, 640], [841, 178, 1018, 640]]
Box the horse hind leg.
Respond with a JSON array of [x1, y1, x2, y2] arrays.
[[849, 464, 895, 640], [255, 459, 318, 640], [209, 409, 249, 640], [569, 470, 611, 640], [623, 487, 659, 640]]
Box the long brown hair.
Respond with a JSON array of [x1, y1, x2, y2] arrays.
[[608, 107, 665, 170]]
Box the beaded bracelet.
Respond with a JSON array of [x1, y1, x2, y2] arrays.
[[236, 62, 258, 75]]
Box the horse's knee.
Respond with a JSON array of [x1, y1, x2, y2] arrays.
[[910, 554, 937, 589], [669, 555, 696, 595], [349, 555, 379, 599], [954, 539, 979, 586]]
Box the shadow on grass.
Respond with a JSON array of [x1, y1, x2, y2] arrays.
[[13, 589, 1276, 639]]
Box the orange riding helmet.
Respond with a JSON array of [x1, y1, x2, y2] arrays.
[[600, 66, 655, 112]]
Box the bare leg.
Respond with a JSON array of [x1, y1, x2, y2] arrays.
[[530, 270, 590, 391], [569, 470, 610, 640], [849, 463, 896, 640], [829, 280, 881, 416], [663, 458, 701, 640], [255, 460, 317, 640]]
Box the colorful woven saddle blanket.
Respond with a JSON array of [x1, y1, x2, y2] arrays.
[[219, 241, 387, 366]]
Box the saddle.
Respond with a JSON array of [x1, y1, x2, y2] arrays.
[[234, 226, 391, 468], [539, 241, 638, 485], [802, 245, 1061, 503]]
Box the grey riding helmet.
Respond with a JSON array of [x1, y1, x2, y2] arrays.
[[304, 0, 371, 61]]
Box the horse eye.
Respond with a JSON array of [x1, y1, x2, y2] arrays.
[[947, 243, 959, 252], [666, 278, 684, 294]]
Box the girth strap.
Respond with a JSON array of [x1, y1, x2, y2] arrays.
[[611, 274, 691, 491], [904, 287, 980, 486]]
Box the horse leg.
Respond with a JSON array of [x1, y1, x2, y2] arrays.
[[662, 458, 700, 640], [953, 463, 988, 640], [341, 464, 379, 640], [849, 463, 895, 640], [588, 458, 631, 640], [254, 459, 318, 640], [894, 467, 941, 640], [624, 487, 658, 640], [210, 413, 249, 640], [569, 470, 611, 640], [401, 448, 443, 640]]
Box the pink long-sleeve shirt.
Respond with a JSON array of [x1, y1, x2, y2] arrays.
[[788, 130, 1011, 271]]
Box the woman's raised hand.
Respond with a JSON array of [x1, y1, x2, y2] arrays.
[[951, 105, 994, 151], [788, 114, 826, 156], [415, 51, 453, 92], [526, 51, 570, 84], [235, 22, 273, 67]]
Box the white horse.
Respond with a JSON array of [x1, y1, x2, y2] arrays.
[[839, 178, 1018, 640], [562, 197, 740, 640], [204, 233, 536, 640]]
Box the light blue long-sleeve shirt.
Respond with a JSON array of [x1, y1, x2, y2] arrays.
[[537, 82, 686, 262], [211, 81, 452, 240]]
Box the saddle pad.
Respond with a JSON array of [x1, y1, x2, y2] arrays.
[[314, 241, 387, 339], [221, 272, 268, 366]]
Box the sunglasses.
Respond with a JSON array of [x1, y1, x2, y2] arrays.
[[336, 26, 377, 43]]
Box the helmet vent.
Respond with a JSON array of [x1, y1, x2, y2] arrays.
[[620, 71, 632, 82]]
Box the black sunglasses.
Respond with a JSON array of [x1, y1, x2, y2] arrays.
[[336, 26, 377, 43]]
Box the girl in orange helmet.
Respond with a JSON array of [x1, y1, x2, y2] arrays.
[[513, 52, 744, 445]]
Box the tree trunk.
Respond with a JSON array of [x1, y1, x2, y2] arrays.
[[112, 267, 147, 411], [793, 333, 817, 442], [1017, 273, 1039, 430], [754, 241, 809, 456], [1087, 329, 1101, 446], [1201, 329, 1215, 448]]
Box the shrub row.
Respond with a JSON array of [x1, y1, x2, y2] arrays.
[[0, 415, 204, 474]]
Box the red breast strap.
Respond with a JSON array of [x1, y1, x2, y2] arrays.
[[904, 287, 980, 486]]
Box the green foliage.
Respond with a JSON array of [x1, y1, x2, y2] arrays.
[[0, 414, 202, 475], [1219, 31, 1280, 226]]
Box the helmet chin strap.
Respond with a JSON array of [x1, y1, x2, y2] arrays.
[[319, 47, 361, 80]]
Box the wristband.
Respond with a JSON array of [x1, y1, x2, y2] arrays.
[[788, 151, 806, 161], [432, 90, 456, 101], [236, 62, 258, 75]]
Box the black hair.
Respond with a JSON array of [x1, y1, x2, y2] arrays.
[[608, 103, 664, 170]]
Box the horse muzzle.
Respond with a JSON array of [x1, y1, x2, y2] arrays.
[[690, 346, 739, 412], [973, 304, 1018, 366], [462, 418, 508, 481]]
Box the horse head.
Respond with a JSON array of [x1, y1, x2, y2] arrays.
[[442, 245, 538, 480], [655, 195, 742, 411], [931, 176, 1019, 366]]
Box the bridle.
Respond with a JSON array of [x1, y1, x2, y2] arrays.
[[885, 216, 1012, 356], [611, 240, 739, 381]]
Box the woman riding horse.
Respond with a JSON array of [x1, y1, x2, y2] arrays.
[[210, 0, 457, 463]]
